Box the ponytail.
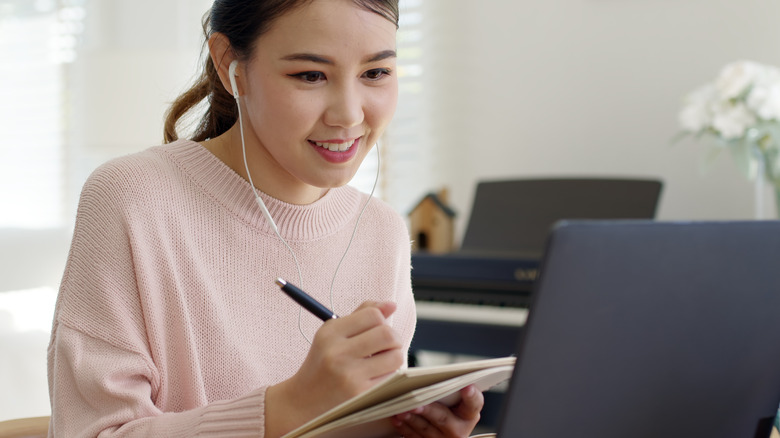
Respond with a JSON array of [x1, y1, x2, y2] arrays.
[[163, 14, 238, 143]]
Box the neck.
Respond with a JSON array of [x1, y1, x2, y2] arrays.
[[201, 124, 327, 205]]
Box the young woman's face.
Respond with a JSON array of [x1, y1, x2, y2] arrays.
[[240, 0, 398, 194]]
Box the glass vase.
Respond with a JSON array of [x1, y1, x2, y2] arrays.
[[754, 147, 767, 219], [752, 144, 780, 220], [775, 183, 780, 220]]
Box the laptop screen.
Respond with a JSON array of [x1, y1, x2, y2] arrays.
[[496, 220, 780, 438]]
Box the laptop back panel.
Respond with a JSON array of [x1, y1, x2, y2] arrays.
[[497, 220, 780, 438]]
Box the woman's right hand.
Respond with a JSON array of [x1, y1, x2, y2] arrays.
[[265, 301, 405, 437]]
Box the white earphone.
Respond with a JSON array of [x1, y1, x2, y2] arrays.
[[229, 59, 279, 233], [228, 59, 240, 99]]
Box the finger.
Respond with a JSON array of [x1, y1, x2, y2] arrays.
[[350, 322, 402, 355], [392, 410, 442, 438], [326, 304, 389, 339], [415, 403, 456, 431], [452, 385, 484, 421], [364, 347, 405, 380], [391, 419, 423, 438], [375, 301, 397, 319], [354, 300, 397, 319], [343, 326, 403, 378]]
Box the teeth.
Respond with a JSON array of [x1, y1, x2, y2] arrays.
[[313, 140, 354, 152]]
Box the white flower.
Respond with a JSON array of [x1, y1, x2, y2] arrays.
[[680, 61, 780, 184], [679, 61, 780, 142], [746, 67, 780, 120], [715, 60, 764, 100], [711, 101, 756, 140], [678, 83, 716, 132]]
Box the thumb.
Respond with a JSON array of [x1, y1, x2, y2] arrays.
[[453, 385, 484, 421]]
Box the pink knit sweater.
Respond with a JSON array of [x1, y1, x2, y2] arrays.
[[47, 140, 417, 437]]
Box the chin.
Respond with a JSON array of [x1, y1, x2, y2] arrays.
[[318, 168, 362, 189], [307, 175, 356, 190], [329, 177, 358, 189]]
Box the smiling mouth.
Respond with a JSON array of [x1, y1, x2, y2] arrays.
[[309, 139, 357, 152]]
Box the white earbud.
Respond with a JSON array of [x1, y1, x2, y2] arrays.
[[229, 59, 240, 99], [229, 59, 279, 233]]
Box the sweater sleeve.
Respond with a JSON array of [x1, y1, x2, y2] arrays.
[[48, 324, 265, 437], [46, 160, 266, 437]]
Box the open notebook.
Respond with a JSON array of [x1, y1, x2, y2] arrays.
[[281, 357, 515, 438]]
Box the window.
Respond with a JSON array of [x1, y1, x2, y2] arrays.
[[0, 0, 85, 228], [380, 0, 432, 215]]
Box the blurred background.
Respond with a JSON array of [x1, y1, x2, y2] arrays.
[[2, 0, 779, 421]]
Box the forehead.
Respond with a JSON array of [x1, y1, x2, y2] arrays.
[[256, 0, 397, 59]]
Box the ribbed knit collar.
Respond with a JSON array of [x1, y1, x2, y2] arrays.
[[160, 139, 364, 241]]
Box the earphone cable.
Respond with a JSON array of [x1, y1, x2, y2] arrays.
[[327, 141, 380, 312]]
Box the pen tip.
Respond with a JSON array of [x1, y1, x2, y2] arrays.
[[275, 278, 286, 287]]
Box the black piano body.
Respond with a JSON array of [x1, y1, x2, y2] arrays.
[[411, 250, 540, 308], [410, 250, 538, 360]]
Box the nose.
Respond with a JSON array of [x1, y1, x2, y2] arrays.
[[323, 82, 364, 129]]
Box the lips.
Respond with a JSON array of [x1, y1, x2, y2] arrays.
[[309, 138, 361, 163], [309, 139, 356, 152]]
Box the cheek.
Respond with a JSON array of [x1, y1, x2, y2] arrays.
[[267, 99, 315, 132], [257, 87, 305, 124], [366, 86, 399, 130], [245, 77, 315, 133]]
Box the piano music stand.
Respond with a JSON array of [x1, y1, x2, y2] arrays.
[[460, 177, 663, 255]]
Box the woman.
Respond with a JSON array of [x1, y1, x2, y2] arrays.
[[47, 0, 485, 437]]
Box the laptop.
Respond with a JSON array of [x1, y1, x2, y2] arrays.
[[495, 220, 780, 438]]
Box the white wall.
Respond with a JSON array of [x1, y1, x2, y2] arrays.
[[423, 0, 780, 239]]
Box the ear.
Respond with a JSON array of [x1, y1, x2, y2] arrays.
[[208, 32, 241, 97]]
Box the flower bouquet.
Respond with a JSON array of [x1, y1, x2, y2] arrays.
[[677, 60, 780, 218]]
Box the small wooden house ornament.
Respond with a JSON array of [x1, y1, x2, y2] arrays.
[[408, 188, 457, 254]]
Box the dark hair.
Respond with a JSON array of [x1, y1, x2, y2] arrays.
[[163, 0, 399, 143]]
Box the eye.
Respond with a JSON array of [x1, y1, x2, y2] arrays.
[[363, 68, 392, 81], [289, 71, 326, 83]]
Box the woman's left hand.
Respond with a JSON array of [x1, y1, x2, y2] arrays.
[[390, 384, 484, 438]]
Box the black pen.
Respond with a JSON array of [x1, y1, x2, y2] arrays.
[[275, 278, 339, 321]]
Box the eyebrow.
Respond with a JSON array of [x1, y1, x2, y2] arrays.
[[365, 50, 397, 63], [280, 50, 397, 65]]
